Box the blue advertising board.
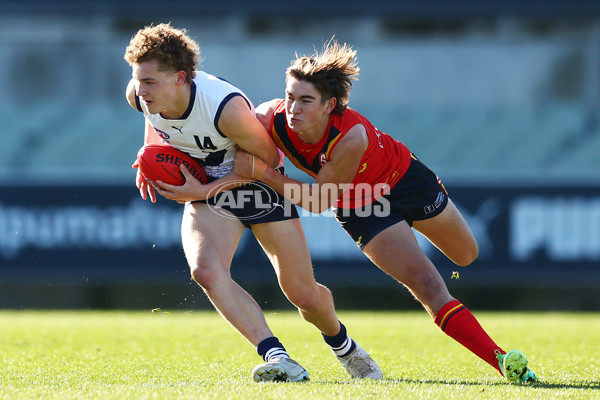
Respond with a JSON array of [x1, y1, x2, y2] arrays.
[[1, 181, 599, 308]]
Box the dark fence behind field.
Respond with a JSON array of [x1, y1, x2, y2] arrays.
[[2, 180, 598, 310]]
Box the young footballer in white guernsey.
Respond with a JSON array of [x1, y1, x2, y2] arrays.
[[124, 23, 381, 382]]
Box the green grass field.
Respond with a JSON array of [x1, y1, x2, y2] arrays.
[[0, 310, 598, 399]]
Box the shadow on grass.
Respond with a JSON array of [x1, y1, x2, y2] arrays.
[[397, 378, 600, 391], [318, 378, 600, 391]]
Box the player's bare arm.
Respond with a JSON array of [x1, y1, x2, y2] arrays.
[[151, 96, 272, 203], [155, 166, 251, 203], [234, 124, 368, 213], [255, 98, 282, 131], [218, 96, 280, 167]]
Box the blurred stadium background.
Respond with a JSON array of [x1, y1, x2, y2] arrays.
[[1, 0, 599, 310]]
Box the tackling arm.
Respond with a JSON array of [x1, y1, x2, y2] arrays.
[[235, 124, 368, 213], [218, 96, 280, 167], [154, 167, 251, 203], [150, 96, 281, 203]]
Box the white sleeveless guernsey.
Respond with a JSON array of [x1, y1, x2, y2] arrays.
[[137, 71, 252, 179]]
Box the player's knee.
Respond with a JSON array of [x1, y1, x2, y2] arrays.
[[453, 243, 479, 267], [287, 290, 316, 311], [286, 284, 327, 312], [404, 268, 447, 303], [189, 263, 219, 290], [410, 269, 437, 289]]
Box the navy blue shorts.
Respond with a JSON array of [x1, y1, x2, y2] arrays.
[[335, 157, 448, 249], [192, 179, 299, 228]]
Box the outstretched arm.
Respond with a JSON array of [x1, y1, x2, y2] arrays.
[[219, 96, 280, 167], [149, 97, 281, 203], [154, 165, 251, 203], [234, 124, 368, 213]]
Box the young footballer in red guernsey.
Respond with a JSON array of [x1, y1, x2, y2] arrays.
[[233, 38, 538, 384]]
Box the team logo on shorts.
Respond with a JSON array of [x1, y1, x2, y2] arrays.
[[423, 191, 446, 214]]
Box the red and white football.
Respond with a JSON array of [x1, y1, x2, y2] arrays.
[[136, 143, 208, 186]]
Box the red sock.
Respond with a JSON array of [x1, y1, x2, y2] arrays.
[[434, 299, 504, 374]]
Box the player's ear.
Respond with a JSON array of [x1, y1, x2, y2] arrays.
[[325, 97, 336, 114], [175, 70, 187, 85]]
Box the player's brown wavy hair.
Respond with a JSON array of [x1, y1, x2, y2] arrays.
[[124, 23, 200, 84], [286, 37, 360, 114]]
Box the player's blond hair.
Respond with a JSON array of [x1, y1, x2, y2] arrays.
[[124, 23, 200, 84], [286, 37, 359, 114]]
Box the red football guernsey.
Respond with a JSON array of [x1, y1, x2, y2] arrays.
[[270, 100, 412, 209]]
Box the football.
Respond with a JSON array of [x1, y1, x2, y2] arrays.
[[136, 143, 208, 186]]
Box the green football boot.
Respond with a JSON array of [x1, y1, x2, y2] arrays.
[[496, 350, 538, 384]]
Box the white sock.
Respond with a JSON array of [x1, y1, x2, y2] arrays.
[[331, 336, 355, 357], [265, 347, 289, 362]]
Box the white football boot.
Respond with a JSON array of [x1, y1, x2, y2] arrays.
[[252, 358, 309, 382], [336, 342, 383, 379]]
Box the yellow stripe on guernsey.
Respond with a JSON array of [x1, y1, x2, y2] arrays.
[[271, 126, 317, 178], [324, 132, 345, 160]]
